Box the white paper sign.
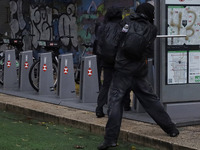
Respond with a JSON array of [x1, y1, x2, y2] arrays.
[[168, 51, 187, 84]]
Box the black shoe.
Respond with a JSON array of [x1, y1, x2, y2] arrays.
[[96, 111, 105, 118], [97, 141, 117, 150], [168, 127, 179, 137], [96, 107, 105, 118]]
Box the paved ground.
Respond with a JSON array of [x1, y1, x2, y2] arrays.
[[0, 93, 199, 150]]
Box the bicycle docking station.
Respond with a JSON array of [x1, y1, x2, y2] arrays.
[[0, 50, 100, 118], [3, 49, 18, 89], [57, 53, 76, 99], [79, 55, 99, 103], [0, 48, 100, 114], [38, 52, 55, 96], [19, 50, 33, 91]]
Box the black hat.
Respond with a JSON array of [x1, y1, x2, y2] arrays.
[[104, 7, 122, 23], [135, 3, 154, 23]]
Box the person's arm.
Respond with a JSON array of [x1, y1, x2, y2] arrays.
[[144, 25, 157, 58]]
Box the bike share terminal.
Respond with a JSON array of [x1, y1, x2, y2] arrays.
[[154, 0, 200, 125]]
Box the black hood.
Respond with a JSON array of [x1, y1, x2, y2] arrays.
[[135, 3, 154, 24], [129, 13, 148, 19], [104, 7, 122, 23]]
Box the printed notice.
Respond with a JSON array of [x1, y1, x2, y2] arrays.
[[167, 5, 200, 45], [189, 51, 200, 83], [168, 51, 187, 84]]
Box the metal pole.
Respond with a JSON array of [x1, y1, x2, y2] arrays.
[[156, 35, 186, 38], [154, 0, 160, 96]]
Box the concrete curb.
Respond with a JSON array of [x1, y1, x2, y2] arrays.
[[0, 95, 198, 150]]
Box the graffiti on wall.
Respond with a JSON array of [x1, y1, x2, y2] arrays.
[[9, 0, 78, 53], [30, 5, 53, 48], [76, 0, 137, 54], [58, 4, 78, 48], [9, 0, 149, 57], [76, 0, 104, 55], [10, 0, 26, 37]]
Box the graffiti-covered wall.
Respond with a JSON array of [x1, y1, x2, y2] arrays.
[[9, 0, 77, 52], [8, 0, 151, 61]]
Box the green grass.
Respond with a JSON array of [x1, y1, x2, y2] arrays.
[[0, 110, 155, 150]]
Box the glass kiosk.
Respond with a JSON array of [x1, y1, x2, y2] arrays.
[[154, 0, 200, 125]]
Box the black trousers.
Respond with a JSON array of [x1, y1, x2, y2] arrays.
[[104, 71, 176, 142], [96, 68, 131, 112], [96, 55, 102, 89]]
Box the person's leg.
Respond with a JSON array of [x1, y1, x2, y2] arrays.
[[123, 90, 131, 111], [98, 72, 132, 150], [132, 76, 179, 137], [96, 67, 113, 117], [96, 55, 102, 89]]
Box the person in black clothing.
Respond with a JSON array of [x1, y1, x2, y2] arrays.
[[93, 22, 103, 89], [95, 7, 131, 118], [98, 3, 179, 150]]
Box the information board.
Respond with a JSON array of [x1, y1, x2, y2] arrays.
[[166, 0, 200, 84], [167, 51, 187, 84], [189, 50, 200, 83], [167, 5, 200, 45]]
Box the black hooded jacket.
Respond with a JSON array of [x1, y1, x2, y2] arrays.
[[97, 7, 122, 67], [114, 13, 157, 77]]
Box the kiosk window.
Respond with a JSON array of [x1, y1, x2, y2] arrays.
[[166, 3, 200, 85], [189, 50, 200, 83], [167, 5, 200, 46], [167, 51, 187, 84]]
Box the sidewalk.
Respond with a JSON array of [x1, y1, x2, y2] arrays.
[[0, 93, 199, 150]]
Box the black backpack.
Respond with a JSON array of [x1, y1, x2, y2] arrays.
[[121, 17, 156, 60], [98, 22, 121, 64]]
